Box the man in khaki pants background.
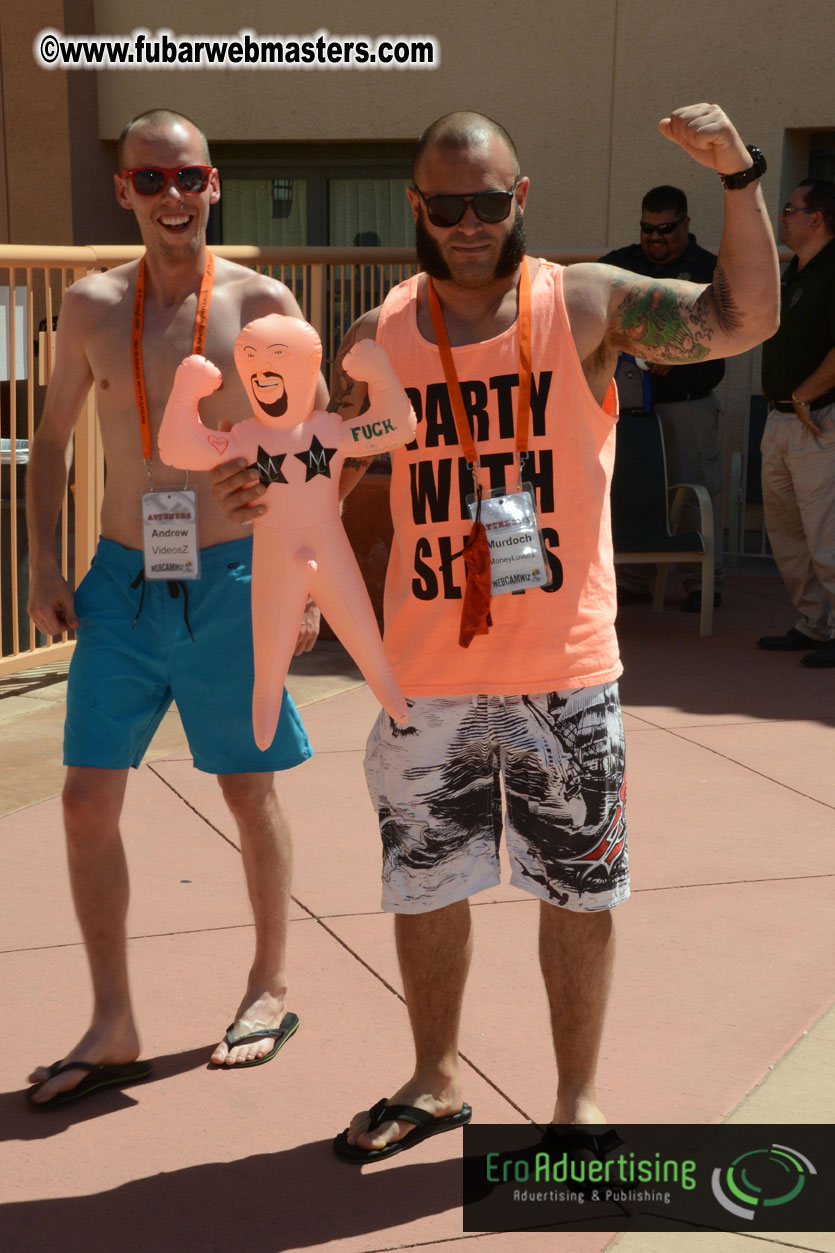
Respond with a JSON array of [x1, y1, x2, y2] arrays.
[[758, 179, 835, 669]]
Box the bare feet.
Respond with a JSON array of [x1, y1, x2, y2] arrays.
[[28, 1020, 141, 1105], [210, 988, 288, 1065], [346, 1076, 465, 1152]]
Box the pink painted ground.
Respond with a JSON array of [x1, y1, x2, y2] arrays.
[[1, 571, 832, 1252]]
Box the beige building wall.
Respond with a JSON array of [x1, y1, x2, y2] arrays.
[[88, 0, 834, 252], [92, 0, 616, 251], [5, 0, 835, 526], [7, 0, 834, 250], [0, 1, 74, 244]]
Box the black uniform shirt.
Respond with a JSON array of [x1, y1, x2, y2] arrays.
[[761, 236, 835, 402]]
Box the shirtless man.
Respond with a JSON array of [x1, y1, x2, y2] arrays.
[[213, 104, 778, 1158], [26, 109, 327, 1105]]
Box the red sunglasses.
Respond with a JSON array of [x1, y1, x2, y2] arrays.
[[120, 165, 213, 196]]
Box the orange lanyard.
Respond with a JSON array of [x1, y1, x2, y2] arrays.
[[131, 251, 215, 464], [427, 257, 532, 474]]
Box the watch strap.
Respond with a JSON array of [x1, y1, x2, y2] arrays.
[[719, 145, 766, 191]]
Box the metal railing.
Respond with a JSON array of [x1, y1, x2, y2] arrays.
[[0, 244, 442, 674], [1, 251, 85, 674], [0, 243, 777, 675], [0, 243, 603, 676]]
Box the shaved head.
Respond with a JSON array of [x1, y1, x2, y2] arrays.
[[117, 108, 210, 169], [413, 111, 520, 184]]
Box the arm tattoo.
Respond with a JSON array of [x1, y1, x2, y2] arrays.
[[344, 455, 374, 471], [709, 261, 742, 335], [327, 324, 370, 416], [613, 282, 712, 362]]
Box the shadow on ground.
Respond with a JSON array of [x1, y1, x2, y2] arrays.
[[615, 573, 834, 725], [0, 1139, 461, 1253]]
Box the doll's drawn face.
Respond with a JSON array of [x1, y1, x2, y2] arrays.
[[234, 314, 321, 428]]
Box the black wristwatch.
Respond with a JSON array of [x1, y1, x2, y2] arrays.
[[719, 145, 767, 190]]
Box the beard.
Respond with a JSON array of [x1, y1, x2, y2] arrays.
[[415, 207, 527, 283]]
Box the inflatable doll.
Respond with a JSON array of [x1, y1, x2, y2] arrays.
[[158, 314, 416, 749]]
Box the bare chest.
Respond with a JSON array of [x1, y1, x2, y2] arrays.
[[86, 290, 253, 444]]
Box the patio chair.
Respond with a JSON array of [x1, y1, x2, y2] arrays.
[[611, 411, 715, 636]]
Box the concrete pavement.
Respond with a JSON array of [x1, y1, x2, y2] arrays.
[[0, 571, 833, 1252]]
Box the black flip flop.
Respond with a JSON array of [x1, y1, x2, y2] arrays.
[[215, 1011, 299, 1068], [545, 1126, 623, 1158], [28, 1059, 152, 1108], [333, 1096, 472, 1163], [543, 1125, 624, 1194]]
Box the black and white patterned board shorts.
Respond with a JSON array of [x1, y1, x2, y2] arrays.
[[364, 682, 629, 915]]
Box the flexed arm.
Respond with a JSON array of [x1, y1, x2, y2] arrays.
[[567, 104, 780, 391], [158, 354, 239, 469], [339, 339, 416, 456], [608, 105, 779, 363]]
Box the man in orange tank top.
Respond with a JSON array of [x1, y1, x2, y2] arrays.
[[214, 105, 778, 1161]]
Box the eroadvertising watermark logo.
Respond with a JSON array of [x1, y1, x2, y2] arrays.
[[462, 1124, 830, 1233], [711, 1142, 817, 1221]]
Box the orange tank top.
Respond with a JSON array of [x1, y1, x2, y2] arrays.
[[376, 259, 622, 696]]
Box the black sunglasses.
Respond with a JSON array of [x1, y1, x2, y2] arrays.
[[120, 165, 213, 196], [413, 179, 519, 228], [639, 218, 685, 236]]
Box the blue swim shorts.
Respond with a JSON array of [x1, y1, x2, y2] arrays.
[[64, 536, 312, 774]]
